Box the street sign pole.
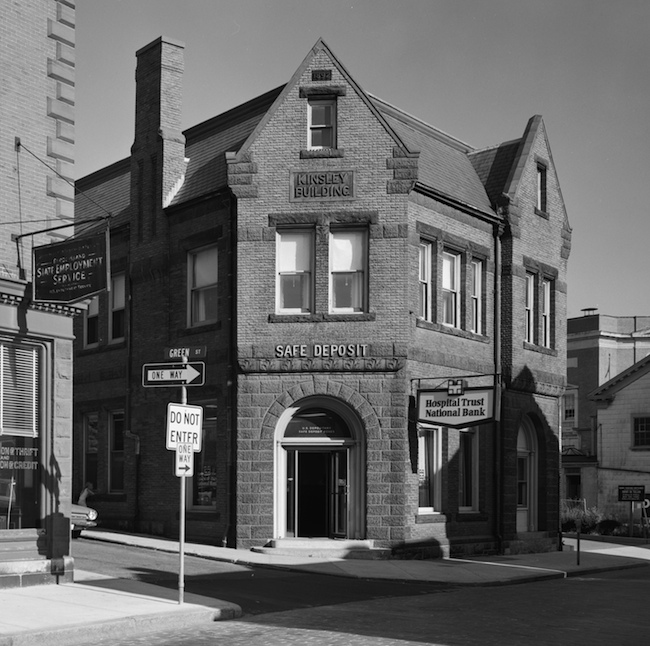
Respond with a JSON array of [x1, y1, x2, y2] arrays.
[[178, 356, 188, 605]]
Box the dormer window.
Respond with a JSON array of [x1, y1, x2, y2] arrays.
[[308, 98, 336, 149]]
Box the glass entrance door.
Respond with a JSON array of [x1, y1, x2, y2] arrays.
[[285, 449, 348, 538]]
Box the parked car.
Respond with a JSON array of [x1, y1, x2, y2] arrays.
[[70, 503, 98, 538]]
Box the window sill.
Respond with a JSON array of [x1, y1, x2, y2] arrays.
[[300, 148, 345, 159], [523, 341, 557, 357], [416, 512, 447, 524], [456, 511, 488, 522], [78, 342, 126, 356], [416, 318, 489, 343], [269, 312, 376, 323], [181, 321, 222, 334], [534, 207, 549, 219], [631, 446, 650, 451]]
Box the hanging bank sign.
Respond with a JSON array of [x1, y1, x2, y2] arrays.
[[33, 231, 108, 303], [417, 386, 494, 429]]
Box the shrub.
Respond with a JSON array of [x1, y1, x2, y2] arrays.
[[560, 506, 604, 533]]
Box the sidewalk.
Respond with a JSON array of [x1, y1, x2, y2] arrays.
[[1, 530, 648, 646]]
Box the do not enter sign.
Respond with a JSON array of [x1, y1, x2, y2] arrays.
[[166, 403, 203, 451]]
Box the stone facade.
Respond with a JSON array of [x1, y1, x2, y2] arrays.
[[73, 38, 570, 557]]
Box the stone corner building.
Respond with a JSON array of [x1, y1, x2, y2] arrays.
[[74, 37, 571, 557]]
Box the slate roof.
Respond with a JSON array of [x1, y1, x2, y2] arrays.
[[76, 44, 532, 225]]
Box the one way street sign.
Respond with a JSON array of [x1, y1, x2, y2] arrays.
[[142, 362, 205, 387]]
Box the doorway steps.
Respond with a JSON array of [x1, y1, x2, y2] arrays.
[[251, 538, 392, 560]]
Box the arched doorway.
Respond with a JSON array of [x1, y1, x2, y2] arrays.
[[516, 418, 538, 533], [274, 397, 365, 540]]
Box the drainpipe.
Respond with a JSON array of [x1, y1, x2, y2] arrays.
[[493, 222, 503, 553]]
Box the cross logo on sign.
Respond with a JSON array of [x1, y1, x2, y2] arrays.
[[166, 403, 203, 452]]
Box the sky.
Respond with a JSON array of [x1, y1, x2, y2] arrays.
[[75, 0, 650, 319]]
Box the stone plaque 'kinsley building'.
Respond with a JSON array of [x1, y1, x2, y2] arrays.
[[73, 37, 571, 557]]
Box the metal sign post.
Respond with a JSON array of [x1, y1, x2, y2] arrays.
[[179, 365, 187, 606]]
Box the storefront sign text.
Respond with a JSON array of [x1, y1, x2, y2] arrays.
[[275, 343, 368, 359], [0, 445, 39, 470]]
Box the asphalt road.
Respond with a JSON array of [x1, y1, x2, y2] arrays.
[[72, 539, 650, 646]]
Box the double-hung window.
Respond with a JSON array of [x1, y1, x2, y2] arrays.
[[308, 98, 336, 149], [633, 417, 650, 448], [541, 278, 552, 348], [277, 230, 313, 313], [525, 272, 535, 343], [330, 229, 366, 313], [419, 241, 433, 321], [469, 259, 482, 334], [441, 250, 460, 328], [85, 296, 99, 347], [110, 273, 126, 342], [83, 412, 99, 491], [189, 245, 218, 326], [418, 426, 442, 513]]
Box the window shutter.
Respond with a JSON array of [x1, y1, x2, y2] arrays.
[[0, 343, 39, 437]]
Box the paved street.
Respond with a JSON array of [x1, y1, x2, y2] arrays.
[[70, 540, 650, 646]]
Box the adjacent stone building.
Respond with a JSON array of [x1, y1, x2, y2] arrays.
[[0, 0, 77, 587], [74, 37, 571, 556]]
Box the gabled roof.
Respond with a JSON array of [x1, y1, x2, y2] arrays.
[[589, 354, 650, 402]]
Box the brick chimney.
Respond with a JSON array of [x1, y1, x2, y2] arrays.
[[130, 36, 186, 243]]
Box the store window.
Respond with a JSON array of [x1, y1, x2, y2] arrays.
[[189, 245, 218, 326], [0, 341, 41, 529], [83, 413, 99, 493], [277, 229, 314, 313], [308, 98, 336, 149], [458, 428, 478, 512], [110, 273, 126, 342], [330, 229, 367, 313], [189, 408, 218, 509], [418, 426, 442, 513], [109, 410, 124, 493]]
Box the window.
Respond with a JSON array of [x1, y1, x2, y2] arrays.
[[563, 393, 576, 426], [189, 408, 218, 509], [441, 250, 460, 328], [110, 273, 126, 341], [308, 98, 336, 149], [458, 428, 478, 511], [470, 259, 482, 334], [418, 426, 442, 513], [83, 413, 99, 491], [633, 417, 650, 448], [536, 163, 547, 213], [189, 246, 218, 326], [109, 410, 124, 493], [418, 241, 433, 321], [541, 278, 552, 347], [525, 273, 535, 343], [330, 229, 366, 313], [277, 230, 313, 313], [85, 296, 99, 346], [0, 341, 39, 437]]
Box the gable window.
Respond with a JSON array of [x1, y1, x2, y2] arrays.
[[109, 410, 124, 493], [541, 278, 552, 348], [418, 426, 442, 513], [330, 229, 366, 313], [85, 296, 99, 347], [277, 230, 313, 313], [525, 272, 535, 343], [633, 417, 650, 448], [308, 98, 336, 149], [419, 241, 433, 321], [441, 250, 460, 328], [110, 273, 126, 342], [536, 163, 547, 213], [189, 245, 218, 326], [469, 259, 483, 334]]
